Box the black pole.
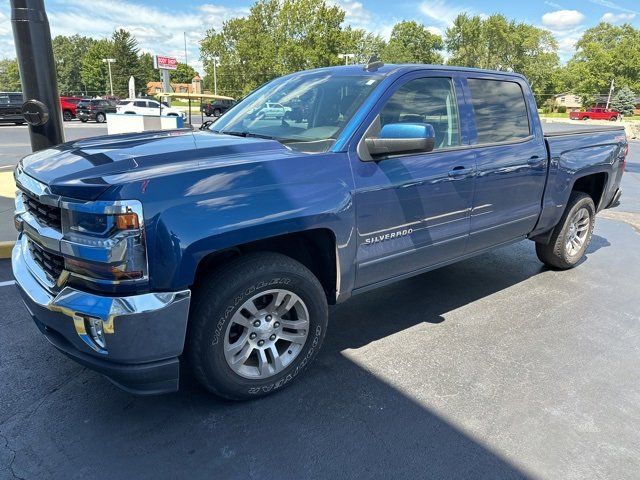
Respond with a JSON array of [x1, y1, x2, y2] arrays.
[[11, 0, 64, 152]]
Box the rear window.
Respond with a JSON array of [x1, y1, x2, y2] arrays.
[[468, 79, 530, 144]]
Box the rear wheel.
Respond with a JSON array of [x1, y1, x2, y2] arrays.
[[63, 110, 73, 121], [187, 252, 328, 400], [535, 192, 595, 269], [79, 118, 88, 123], [582, 116, 589, 121], [609, 116, 618, 122], [213, 108, 221, 117], [95, 112, 106, 123]]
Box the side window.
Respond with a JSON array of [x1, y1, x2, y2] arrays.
[[134, 101, 146, 108], [379, 77, 460, 150], [467, 78, 530, 144]]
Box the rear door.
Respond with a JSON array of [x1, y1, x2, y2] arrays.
[[352, 73, 476, 288], [463, 76, 548, 252]]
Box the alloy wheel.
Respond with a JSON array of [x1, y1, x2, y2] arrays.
[[223, 289, 310, 379]]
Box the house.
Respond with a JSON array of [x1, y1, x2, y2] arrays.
[[553, 93, 582, 112], [146, 76, 203, 96]]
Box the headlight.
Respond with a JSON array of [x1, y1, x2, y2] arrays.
[[60, 200, 148, 283]]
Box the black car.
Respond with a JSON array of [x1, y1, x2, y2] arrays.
[[77, 99, 117, 123], [201, 99, 236, 117], [0, 92, 25, 125]]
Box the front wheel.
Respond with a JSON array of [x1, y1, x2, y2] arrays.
[[535, 192, 595, 269], [95, 112, 106, 123], [187, 252, 328, 400], [63, 110, 73, 121]]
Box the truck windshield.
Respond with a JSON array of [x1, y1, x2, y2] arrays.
[[211, 71, 382, 153]]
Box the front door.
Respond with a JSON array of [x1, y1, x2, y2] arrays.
[[352, 75, 476, 289]]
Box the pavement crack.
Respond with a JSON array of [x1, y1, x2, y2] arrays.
[[0, 431, 26, 480]]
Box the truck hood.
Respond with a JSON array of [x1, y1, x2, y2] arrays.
[[20, 129, 290, 200]]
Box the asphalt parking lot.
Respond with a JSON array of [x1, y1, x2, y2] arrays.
[[1, 129, 639, 479]]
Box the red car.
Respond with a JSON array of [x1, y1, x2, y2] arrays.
[[570, 107, 620, 121], [60, 96, 86, 121]]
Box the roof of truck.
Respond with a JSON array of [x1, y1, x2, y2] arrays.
[[298, 64, 528, 81]]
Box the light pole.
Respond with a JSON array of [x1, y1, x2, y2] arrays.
[[212, 55, 220, 95], [338, 53, 355, 65], [102, 58, 116, 96]]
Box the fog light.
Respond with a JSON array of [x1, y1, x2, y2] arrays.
[[87, 317, 107, 350]]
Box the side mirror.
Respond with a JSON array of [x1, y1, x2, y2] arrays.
[[364, 123, 435, 159]]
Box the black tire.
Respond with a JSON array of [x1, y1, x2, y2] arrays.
[[63, 110, 73, 121], [95, 112, 106, 123], [186, 252, 328, 400], [535, 192, 596, 269], [213, 108, 221, 117], [582, 116, 589, 121], [609, 116, 618, 122], [14, 121, 25, 126], [80, 118, 88, 123]]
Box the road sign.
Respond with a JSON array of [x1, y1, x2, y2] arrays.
[[154, 55, 178, 70]]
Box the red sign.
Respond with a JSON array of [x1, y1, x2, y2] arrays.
[[154, 55, 178, 70]]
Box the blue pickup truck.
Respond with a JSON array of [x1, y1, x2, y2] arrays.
[[12, 64, 627, 399]]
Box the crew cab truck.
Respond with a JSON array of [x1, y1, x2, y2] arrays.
[[12, 64, 627, 400], [570, 107, 620, 121]]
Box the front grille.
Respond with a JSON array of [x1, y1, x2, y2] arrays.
[[22, 192, 62, 230], [28, 240, 64, 281]]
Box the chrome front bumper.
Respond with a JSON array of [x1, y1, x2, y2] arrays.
[[12, 236, 191, 394]]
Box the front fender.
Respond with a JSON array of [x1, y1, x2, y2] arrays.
[[129, 152, 357, 293]]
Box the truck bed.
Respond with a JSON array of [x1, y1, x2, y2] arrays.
[[542, 122, 625, 137]]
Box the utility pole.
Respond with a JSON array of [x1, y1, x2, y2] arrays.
[[212, 55, 220, 95], [606, 78, 615, 109], [338, 53, 355, 65], [102, 58, 116, 96], [10, 0, 64, 151]]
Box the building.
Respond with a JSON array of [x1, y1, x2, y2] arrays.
[[146, 76, 203, 96], [553, 93, 582, 112]]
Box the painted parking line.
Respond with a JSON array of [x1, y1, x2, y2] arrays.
[[0, 280, 15, 287]]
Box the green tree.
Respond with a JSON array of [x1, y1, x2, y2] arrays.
[[201, 0, 345, 97], [0, 59, 21, 91], [172, 62, 199, 84], [53, 35, 96, 95], [564, 23, 640, 101], [610, 85, 637, 116], [445, 13, 559, 104], [381, 21, 444, 64], [340, 27, 386, 64], [137, 52, 159, 94], [109, 29, 142, 97], [81, 39, 113, 95]]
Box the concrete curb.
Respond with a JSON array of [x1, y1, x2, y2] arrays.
[[0, 241, 15, 259]]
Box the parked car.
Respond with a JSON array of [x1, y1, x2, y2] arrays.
[[570, 107, 620, 121], [249, 102, 287, 119], [202, 99, 236, 117], [60, 96, 86, 121], [76, 99, 117, 123], [0, 92, 24, 125], [116, 99, 186, 119], [12, 65, 627, 400]]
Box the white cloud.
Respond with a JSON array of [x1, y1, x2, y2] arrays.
[[541, 10, 586, 30], [426, 26, 444, 37], [601, 12, 636, 23], [0, 0, 248, 75]]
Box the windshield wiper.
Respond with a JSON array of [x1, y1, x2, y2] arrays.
[[220, 131, 276, 141]]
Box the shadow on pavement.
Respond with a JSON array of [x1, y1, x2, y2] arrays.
[[0, 243, 552, 479]]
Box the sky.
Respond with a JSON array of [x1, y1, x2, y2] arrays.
[[1, 0, 639, 76]]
